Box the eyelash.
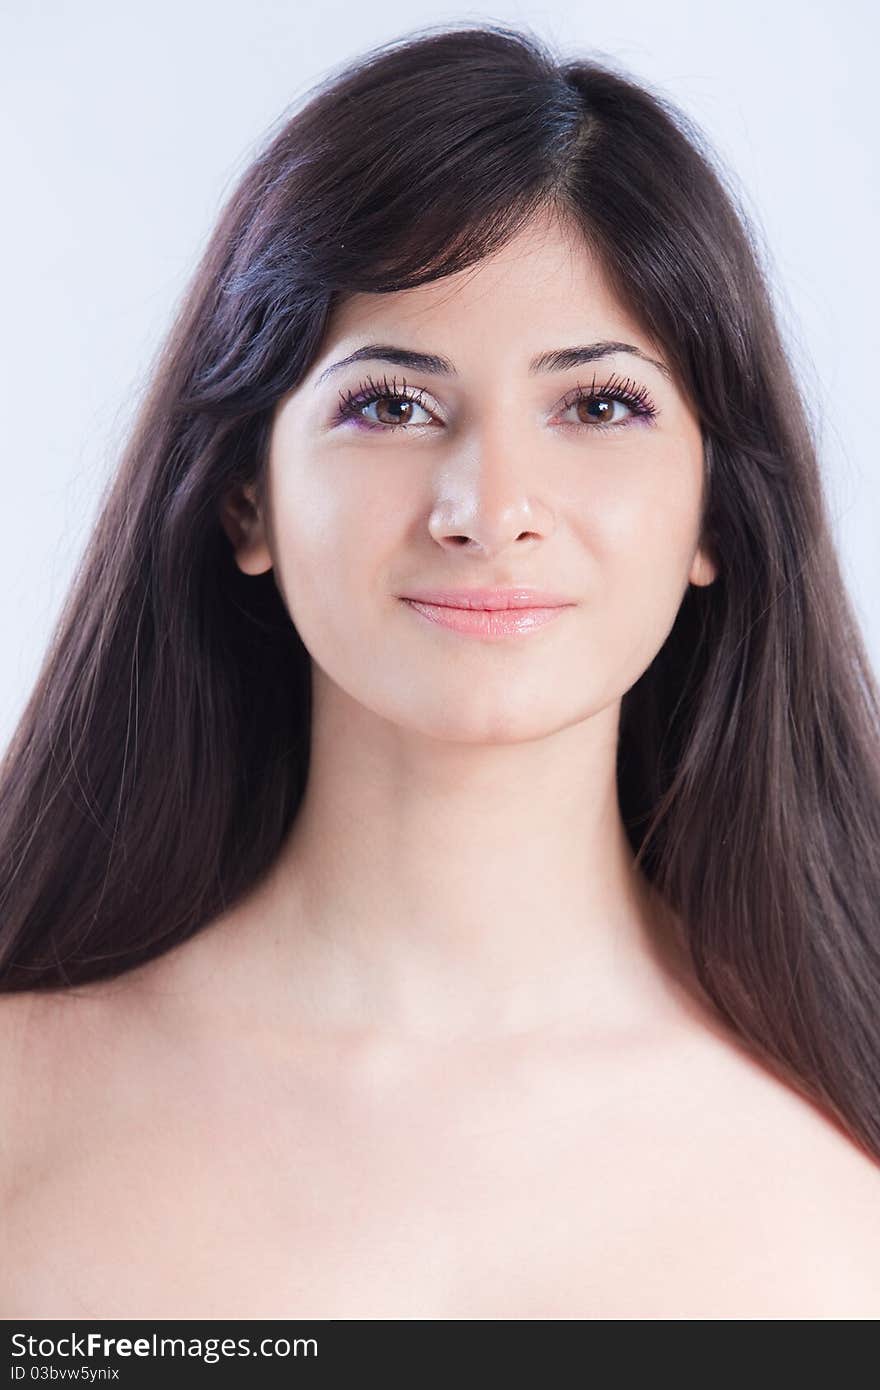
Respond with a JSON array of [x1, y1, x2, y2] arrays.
[[334, 370, 659, 434]]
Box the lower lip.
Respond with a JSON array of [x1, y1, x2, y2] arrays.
[[400, 599, 571, 639]]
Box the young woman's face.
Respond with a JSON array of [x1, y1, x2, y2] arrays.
[[229, 215, 716, 742]]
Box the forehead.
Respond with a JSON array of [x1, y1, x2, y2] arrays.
[[323, 214, 651, 351]]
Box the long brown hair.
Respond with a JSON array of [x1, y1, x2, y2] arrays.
[[2, 23, 879, 1160]]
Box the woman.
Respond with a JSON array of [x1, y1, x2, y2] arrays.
[[1, 23, 878, 1319]]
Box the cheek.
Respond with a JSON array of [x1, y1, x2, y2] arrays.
[[268, 470, 399, 645], [584, 446, 702, 577], [578, 462, 703, 670]]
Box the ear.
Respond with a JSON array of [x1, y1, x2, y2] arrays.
[[688, 542, 718, 588], [218, 482, 273, 576]]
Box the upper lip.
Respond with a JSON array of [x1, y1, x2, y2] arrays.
[[398, 587, 575, 610]]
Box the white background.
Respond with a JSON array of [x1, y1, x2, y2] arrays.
[[1, 1, 876, 752]]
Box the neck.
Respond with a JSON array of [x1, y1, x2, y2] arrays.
[[228, 673, 695, 1044]]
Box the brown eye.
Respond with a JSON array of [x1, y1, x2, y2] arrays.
[[362, 396, 432, 427], [337, 374, 436, 430], [570, 395, 629, 427], [558, 374, 658, 433]]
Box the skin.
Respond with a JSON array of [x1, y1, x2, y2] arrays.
[[216, 207, 718, 1042], [2, 210, 879, 1319]]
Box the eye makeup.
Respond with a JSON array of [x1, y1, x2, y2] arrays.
[[333, 369, 659, 434]]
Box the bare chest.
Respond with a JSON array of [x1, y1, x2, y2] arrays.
[[5, 1040, 879, 1320]]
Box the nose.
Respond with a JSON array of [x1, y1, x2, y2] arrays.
[[426, 426, 555, 556]]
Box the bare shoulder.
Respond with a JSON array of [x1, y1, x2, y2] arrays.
[[0, 986, 99, 1208], [0, 991, 52, 1190], [0, 956, 177, 1180], [0, 961, 190, 1312], [672, 1015, 880, 1315]]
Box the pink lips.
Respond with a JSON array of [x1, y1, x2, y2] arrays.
[[398, 587, 575, 640]]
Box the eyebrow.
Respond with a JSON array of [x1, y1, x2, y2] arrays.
[[314, 340, 672, 386]]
